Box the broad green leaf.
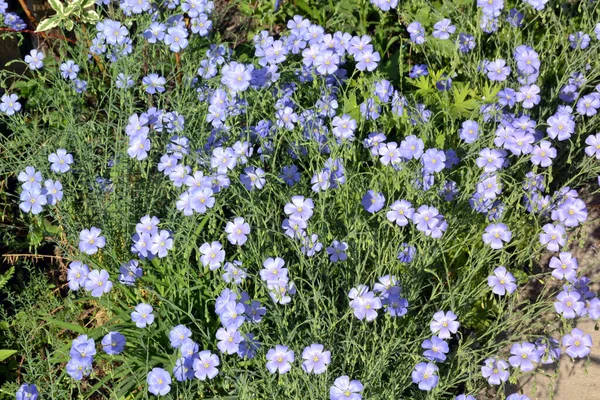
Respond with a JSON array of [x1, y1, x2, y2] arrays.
[[36, 17, 60, 32], [411, 76, 434, 97], [481, 82, 502, 103], [449, 83, 478, 117], [0, 349, 17, 362], [428, 69, 446, 83], [414, 5, 435, 27], [13, 79, 38, 98], [43, 219, 61, 234], [27, 228, 43, 246], [238, 1, 253, 16], [342, 91, 360, 121], [435, 133, 445, 148], [64, 19, 74, 31]]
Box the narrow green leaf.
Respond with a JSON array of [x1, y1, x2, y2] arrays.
[[43, 317, 87, 334], [84, 364, 130, 399], [295, 0, 320, 21], [383, 36, 400, 54]]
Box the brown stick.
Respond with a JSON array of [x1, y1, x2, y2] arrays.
[[175, 52, 182, 85], [17, 0, 38, 28], [16, 354, 25, 384], [2, 253, 69, 262]]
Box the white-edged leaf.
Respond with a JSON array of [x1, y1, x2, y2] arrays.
[[48, 0, 65, 15], [68, 0, 86, 9], [82, 10, 100, 23], [83, 0, 97, 9], [36, 17, 60, 32], [64, 1, 79, 15]]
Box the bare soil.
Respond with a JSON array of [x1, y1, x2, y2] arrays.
[[520, 188, 600, 399]]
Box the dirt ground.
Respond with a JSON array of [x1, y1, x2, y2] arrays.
[[520, 190, 600, 400]]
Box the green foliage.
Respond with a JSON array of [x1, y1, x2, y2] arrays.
[[0, 268, 14, 292], [0, 266, 83, 399], [0, 0, 599, 399], [37, 0, 99, 32]]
